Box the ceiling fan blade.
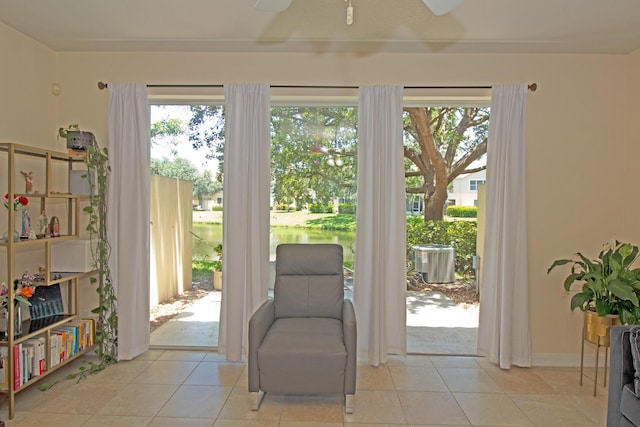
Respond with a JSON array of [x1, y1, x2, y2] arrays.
[[421, 0, 464, 16], [255, 0, 294, 12]]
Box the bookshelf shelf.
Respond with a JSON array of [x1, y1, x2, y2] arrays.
[[0, 143, 96, 419]]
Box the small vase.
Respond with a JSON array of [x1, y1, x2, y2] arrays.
[[0, 305, 6, 339], [13, 301, 22, 338], [2, 212, 20, 242], [0, 301, 22, 339]]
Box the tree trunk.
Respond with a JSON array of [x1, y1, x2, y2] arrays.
[[423, 186, 448, 221]]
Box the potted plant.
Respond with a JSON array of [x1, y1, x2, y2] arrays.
[[547, 240, 640, 328], [212, 243, 223, 291], [58, 123, 96, 151]]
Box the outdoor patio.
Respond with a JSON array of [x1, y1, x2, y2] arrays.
[[150, 288, 479, 355]]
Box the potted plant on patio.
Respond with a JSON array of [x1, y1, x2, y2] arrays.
[[212, 243, 223, 291], [547, 240, 640, 328]]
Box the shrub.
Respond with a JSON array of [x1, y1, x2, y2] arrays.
[[446, 205, 477, 218], [338, 203, 356, 214], [309, 203, 333, 214], [211, 205, 223, 211], [406, 217, 477, 279], [275, 203, 291, 211]]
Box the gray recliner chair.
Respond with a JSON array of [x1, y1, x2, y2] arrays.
[[248, 243, 357, 413]]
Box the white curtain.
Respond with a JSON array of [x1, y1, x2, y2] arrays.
[[354, 85, 406, 365], [107, 83, 151, 360], [218, 84, 271, 361], [477, 83, 531, 368]]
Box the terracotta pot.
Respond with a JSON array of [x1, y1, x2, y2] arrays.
[[213, 271, 222, 291]]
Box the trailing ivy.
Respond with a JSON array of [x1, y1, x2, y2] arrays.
[[83, 143, 118, 366], [40, 138, 117, 391]]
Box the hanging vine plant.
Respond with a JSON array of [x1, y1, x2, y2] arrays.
[[40, 129, 117, 390], [83, 141, 118, 365]]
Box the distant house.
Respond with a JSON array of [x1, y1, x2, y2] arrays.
[[448, 170, 486, 207], [405, 169, 486, 215]]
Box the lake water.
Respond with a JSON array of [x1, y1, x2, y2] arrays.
[[192, 223, 356, 263]]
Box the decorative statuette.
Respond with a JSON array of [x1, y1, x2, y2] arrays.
[[20, 171, 33, 194]]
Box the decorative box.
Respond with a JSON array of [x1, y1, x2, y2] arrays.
[[51, 239, 96, 272]]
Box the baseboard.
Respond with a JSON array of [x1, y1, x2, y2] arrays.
[[533, 352, 610, 367]]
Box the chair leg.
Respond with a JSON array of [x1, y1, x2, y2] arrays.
[[345, 394, 355, 414], [251, 390, 265, 411]]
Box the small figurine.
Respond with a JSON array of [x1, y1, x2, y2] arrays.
[[21, 209, 30, 238], [39, 211, 48, 238], [28, 230, 36, 240], [20, 171, 33, 194], [50, 216, 60, 237]]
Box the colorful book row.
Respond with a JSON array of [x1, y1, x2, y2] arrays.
[[0, 318, 96, 391]]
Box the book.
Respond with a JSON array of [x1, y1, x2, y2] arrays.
[[51, 331, 67, 362], [24, 337, 45, 377], [49, 333, 60, 368], [82, 318, 96, 347], [0, 347, 8, 390], [13, 344, 21, 390], [55, 326, 78, 357]]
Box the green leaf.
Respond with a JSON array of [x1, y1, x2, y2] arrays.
[[547, 259, 574, 274], [570, 293, 592, 311], [595, 299, 613, 316], [609, 279, 640, 305]]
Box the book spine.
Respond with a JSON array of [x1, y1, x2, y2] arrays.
[[13, 344, 20, 391], [0, 347, 7, 390]]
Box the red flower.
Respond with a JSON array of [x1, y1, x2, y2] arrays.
[[2, 193, 29, 210]]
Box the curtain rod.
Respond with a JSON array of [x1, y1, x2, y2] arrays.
[[97, 81, 537, 92]]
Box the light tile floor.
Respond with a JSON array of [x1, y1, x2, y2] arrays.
[[2, 349, 608, 426]]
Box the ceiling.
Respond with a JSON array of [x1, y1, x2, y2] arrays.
[[1, 0, 639, 55]]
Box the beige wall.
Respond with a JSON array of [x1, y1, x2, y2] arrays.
[[5, 17, 640, 362], [0, 22, 58, 148], [625, 49, 640, 234], [150, 175, 193, 307]]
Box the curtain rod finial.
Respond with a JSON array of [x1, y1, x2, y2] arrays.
[[98, 81, 107, 90], [528, 83, 537, 92]]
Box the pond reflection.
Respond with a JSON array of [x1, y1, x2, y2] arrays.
[[192, 223, 356, 263]]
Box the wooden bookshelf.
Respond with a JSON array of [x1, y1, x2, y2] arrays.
[[0, 143, 96, 419]]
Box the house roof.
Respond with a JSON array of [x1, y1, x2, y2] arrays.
[[1, 0, 639, 55]]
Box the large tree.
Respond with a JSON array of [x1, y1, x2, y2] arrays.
[[183, 104, 489, 220], [403, 107, 489, 221], [270, 107, 357, 208], [150, 157, 221, 206], [150, 117, 185, 156]]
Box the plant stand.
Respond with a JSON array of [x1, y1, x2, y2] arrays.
[[580, 312, 620, 396]]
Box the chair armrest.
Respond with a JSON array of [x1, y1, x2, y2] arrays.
[[608, 325, 635, 427], [343, 299, 357, 394], [248, 299, 275, 392]]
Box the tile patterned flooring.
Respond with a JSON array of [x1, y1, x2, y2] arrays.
[[2, 349, 608, 426]]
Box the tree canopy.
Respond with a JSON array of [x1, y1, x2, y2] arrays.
[[150, 157, 222, 206], [404, 107, 489, 220], [182, 103, 489, 221]]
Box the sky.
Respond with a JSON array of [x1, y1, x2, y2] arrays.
[[150, 105, 219, 173]]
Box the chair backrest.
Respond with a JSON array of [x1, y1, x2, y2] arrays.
[[274, 243, 344, 320]]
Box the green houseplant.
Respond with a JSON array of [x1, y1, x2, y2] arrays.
[[40, 128, 117, 390], [212, 243, 222, 291], [547, 241, 640, 324]]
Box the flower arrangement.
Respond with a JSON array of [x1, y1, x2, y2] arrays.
[[0, 270, 38, 308], [3, 193, 29, 211]]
